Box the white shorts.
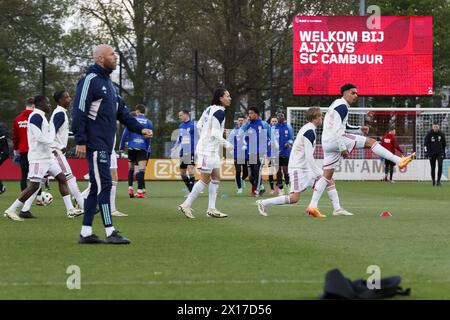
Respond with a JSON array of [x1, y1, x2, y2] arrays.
[[28, 160, 62, 183], [110, 151, 118, 169], [289, 169, 316, 193], [322, 134, 366, 170], [197, 153, 221, 174], [53, 150, 74, 179]]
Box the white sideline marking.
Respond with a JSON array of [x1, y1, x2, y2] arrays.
[[0, 278, 441, 287], [0, 278, 321, 287]]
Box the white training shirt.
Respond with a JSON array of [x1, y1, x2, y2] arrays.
[[196, 106, 211, 134], [27, 109, 55, 163], [321, 97, 361, 151], [50, 105, 69, 151], [288, 122, 323, 177], [195, 105, 231, 155]]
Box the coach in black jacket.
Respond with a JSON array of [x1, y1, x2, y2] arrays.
[[424, 122, 447, 186]]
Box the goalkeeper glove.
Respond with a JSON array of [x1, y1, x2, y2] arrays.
[[13, 150, 20, 164]]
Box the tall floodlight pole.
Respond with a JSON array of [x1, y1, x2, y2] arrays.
[[359, 0, 366, 108], [269, 48, 274, 115], [42, 55, 46, 97], [194, 49, 199, 120], [119, 52, 123, 96]]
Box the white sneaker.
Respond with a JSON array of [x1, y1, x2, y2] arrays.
[[256, 200, 267, 217], [333, 208, 354, 216], [206, 208, 228, 218], [178, 203, 195, 219], [237, 188, 243, 194], [67, 208, 83, 219], [112, 210, 128, 217], [4, 209, 24, 221]]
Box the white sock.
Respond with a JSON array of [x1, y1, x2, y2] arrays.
[[261, 195, 290, 207], [327, 185, 341, 211], [105, 226, 115, 237], [81, 183, 91, 199], [67, 175, 84, 210], [208, 180, 220, 209], [309, 177, 328, 208], [7, 199, 24, 212], [183, 180, 207, 207], [62, 195, 74, 210], [81, 225, 92, 237], [372, 143, 401, 164], [110, 182, 117, 212], [22, 188, 40, 212]]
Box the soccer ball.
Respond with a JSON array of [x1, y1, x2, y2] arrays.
[[41, 192, 54, 206]]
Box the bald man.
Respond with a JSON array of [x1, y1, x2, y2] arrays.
[[72, 44, 152, 244]]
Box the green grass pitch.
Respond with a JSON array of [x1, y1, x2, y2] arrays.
[[0, 180, 449, 299]]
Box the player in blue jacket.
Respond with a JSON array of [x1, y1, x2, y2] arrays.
[[267, 115, 278, 194], [119, 104, 153, 198], [72, 44, 152, 244], [239, 106, 271, 196], [274, 111, 294, 194], [176, 110, 197, 193], [227, 114, 248, 194]]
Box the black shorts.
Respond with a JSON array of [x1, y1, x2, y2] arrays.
[[128, 149, 148, 164], [234, 158, 248, 166], [384, 159, 395, 167], [279, 156, 289, 167], [180, 154, 195, 169]]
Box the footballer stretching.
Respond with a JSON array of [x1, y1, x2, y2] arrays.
[[256, 107, 348, 218], [306, 84, 415, 217]]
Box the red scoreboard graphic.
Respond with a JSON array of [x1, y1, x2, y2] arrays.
[[293, 16, 433, 95]]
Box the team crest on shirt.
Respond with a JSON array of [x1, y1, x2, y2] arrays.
[[101, 86, 107, 94], [285, 130, 288, 136]]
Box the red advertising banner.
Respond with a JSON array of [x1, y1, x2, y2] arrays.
[[293, 16, 433, 95]]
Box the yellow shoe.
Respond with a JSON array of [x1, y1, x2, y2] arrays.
[[398, 152, 416, 169], [306, 207, 326, 218]]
